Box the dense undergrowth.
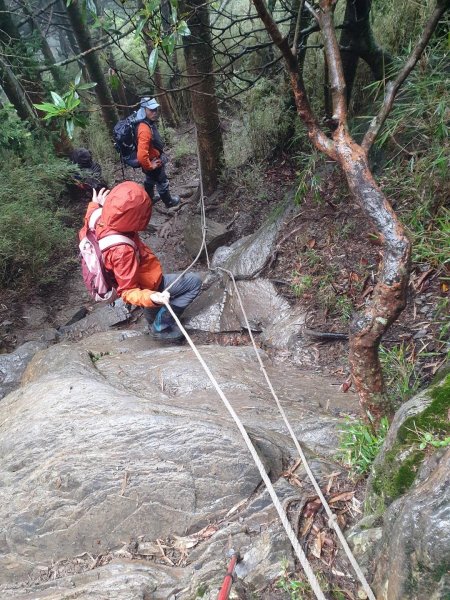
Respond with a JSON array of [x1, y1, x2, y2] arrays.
[[0, 106, 80, 291]]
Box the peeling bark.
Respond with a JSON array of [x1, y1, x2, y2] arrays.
[[250, 0, 447, 420]]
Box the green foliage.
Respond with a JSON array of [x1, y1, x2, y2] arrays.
[[88, 351, 111, 363], [34, 72, 96, 138], [338, 417, 390, 476], [414, 429, 450, 450], [374, 43, 449, 270], [136, 0, 191, 74], [369, 375, 450, 510], [291, 272, 313, 297], [380, 344, 420, 407], [294, 152, 322, 205], [0, 105, 32, 152], [172, 135, 195, 163], [224, 77, 292, 167], [276, 560, 311, 600], [0, 142, 77, 290]]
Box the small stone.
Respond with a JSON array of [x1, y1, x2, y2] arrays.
[[414, 329, 428, 339]]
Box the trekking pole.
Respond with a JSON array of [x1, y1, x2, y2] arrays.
[[119, 150, 125, 181], [217, 549, 241, 600]]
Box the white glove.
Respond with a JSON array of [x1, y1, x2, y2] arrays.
[[92, 187, 110, 206], [150, 290, 170, 305]]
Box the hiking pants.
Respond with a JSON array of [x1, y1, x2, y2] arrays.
[[143, 165, 170, 201], [143, 272, 202, 325]]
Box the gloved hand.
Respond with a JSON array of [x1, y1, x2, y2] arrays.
[[150, 290, 170, 305], [92, 187, 110, 206], [150, 158, 162, 170]]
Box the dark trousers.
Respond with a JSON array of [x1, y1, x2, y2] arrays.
[[143, 273, 202, 325], [143, 165, 170, 201]]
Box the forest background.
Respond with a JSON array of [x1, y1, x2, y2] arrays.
[[0, 0, 448, 427]]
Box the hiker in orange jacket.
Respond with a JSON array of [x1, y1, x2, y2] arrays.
[[80, 181, 201, 341], [135, 97, 180, 209]]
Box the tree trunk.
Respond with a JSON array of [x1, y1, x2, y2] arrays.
[[334, 133, 410, 419], [20, 0, 66, 90], [0, 54, 38, 123], [182, 0, 224, 196], [250, 0, 425, 420], [65, 0, 118, 131], [340, 0, 393, 105]]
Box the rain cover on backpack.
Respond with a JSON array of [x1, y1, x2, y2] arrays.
[[79, 208, 137, 303]]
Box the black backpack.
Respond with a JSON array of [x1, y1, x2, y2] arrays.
[[113, 112, 141, 168]]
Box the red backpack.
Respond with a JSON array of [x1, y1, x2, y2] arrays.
[[79, 207, 138, 303]]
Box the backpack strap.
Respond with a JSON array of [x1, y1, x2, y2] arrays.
[[98, 234, 137, 252], [88, 207, 103, 230]]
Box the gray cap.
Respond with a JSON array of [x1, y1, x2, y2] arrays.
[[140, 97, 160, 110]]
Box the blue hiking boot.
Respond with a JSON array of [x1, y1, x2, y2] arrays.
[[149, 306, 184, 342]]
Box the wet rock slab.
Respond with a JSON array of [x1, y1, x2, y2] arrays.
[[0, 330, 356, 595], [183, 277, 290, 333]]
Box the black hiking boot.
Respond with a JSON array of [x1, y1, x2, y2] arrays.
[[160, 190, 180, 209]]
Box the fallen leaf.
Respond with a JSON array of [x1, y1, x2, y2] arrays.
[[311, 530, 325, 558], [195, 524, 218, 539], [137, 541, 159, 556], [172, 535, 199, 551], [329, 491, 355, 504], [225, 497, 249, 517], [340, 379, 352, 393], [303, 497, 321, 517], [441, 282, 449, 293], [326, 471, 341, 495], [307, 238, 316, 248], [414, 268, 434, 291], [300, 515, 314, 537]]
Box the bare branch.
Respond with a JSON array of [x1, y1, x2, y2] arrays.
[[362, 0, 448, 153], [318, 0, 347, 126]]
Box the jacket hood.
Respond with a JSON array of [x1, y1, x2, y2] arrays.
[[101, 182, 151, 232]]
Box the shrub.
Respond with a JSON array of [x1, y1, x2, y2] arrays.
[[0, 145, 78, 290]]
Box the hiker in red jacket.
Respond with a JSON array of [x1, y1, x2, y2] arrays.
[[136, 97, 180, 209], [81, 181, 201, 341]]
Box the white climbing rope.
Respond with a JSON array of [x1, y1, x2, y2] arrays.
[[159, 131, 375, 600], [162, 299, 327, 600]]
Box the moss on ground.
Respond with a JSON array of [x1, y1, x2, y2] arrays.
[[369, 374, 450, 510]]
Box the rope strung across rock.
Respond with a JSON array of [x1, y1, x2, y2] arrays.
[[161, 132, 375, 600]]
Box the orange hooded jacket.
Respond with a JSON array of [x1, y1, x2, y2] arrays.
[[79, 182, 163, 308]]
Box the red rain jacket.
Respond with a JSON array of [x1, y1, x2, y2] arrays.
[[80, 181, 163, 308]]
